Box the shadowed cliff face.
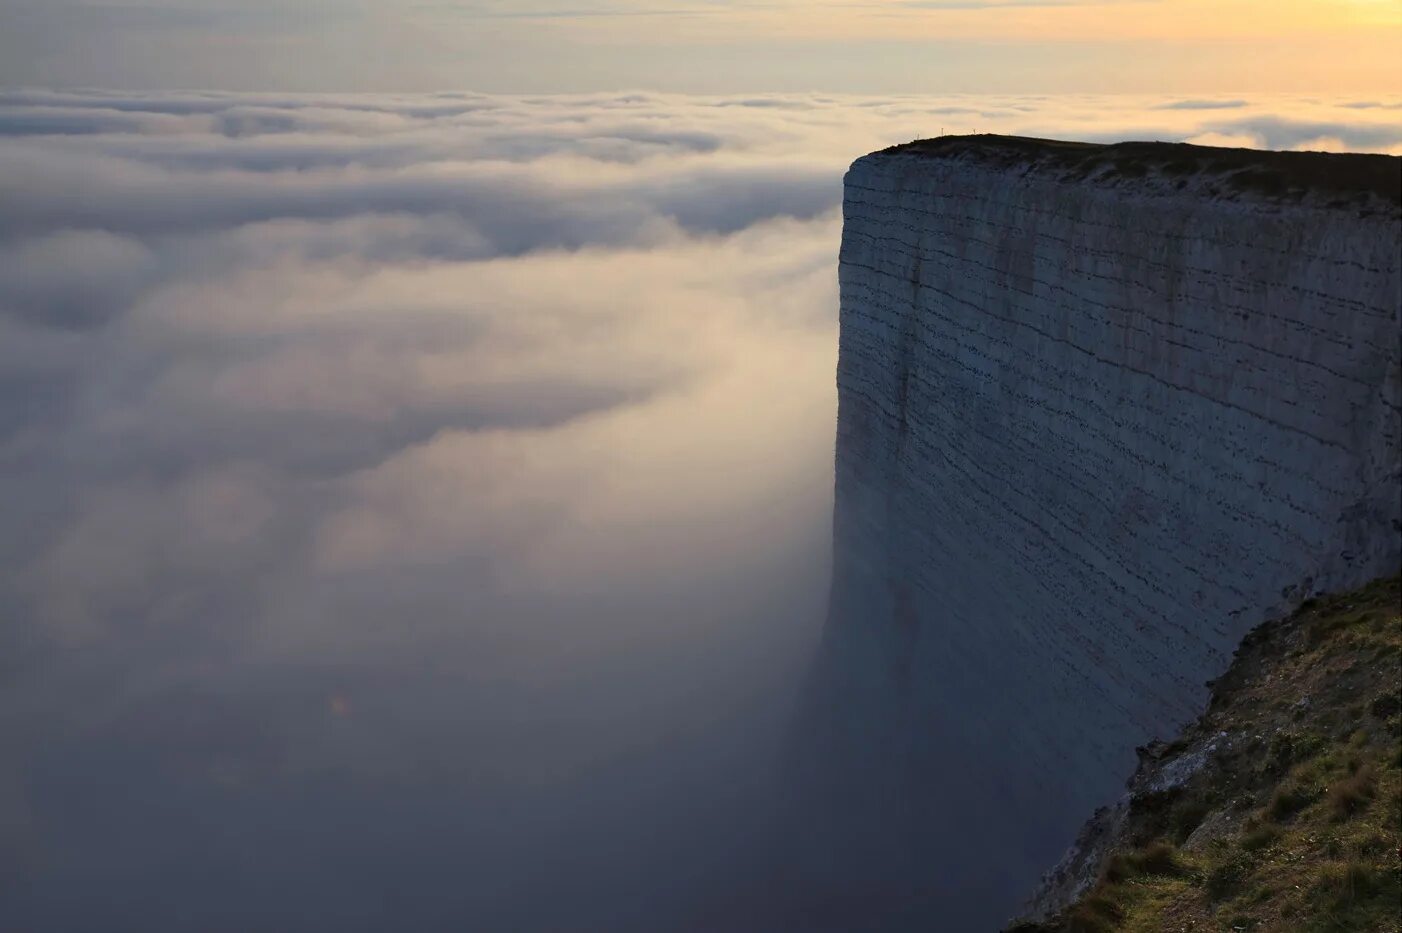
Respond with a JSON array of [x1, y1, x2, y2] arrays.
[[803, 137, 1402, 931]]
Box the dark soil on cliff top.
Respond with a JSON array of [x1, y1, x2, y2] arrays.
[[883, 135, 1402, 211]]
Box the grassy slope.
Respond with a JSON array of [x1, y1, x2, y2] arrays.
[[1012, 576, 1402, 933]]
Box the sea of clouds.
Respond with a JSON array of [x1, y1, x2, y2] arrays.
[[1, 89, 1399, 932]]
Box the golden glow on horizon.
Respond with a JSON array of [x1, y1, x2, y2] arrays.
[[6, 0, 1400, 95], [526, 0, 1402, 41], [460, 0, 1402, 94]]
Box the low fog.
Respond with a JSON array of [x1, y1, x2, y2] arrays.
[[1, 90, 1398, 932]]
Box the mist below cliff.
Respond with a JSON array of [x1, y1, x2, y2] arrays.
[[3, 93, 1401, 932]]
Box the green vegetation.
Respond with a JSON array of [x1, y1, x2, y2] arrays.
[[1011, 576, 1402, 933]]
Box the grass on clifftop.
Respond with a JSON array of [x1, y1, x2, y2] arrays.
[[1014, 576, 1402, 933]]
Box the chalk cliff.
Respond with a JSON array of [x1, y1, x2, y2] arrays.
[[809, 136, 1401, 929]]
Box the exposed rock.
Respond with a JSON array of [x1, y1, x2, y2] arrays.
[[808, 135, 1402, 928]]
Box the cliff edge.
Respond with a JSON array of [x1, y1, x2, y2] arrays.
[[881, 135, 1401, 213], [1010, 575, 1401, 932], [807, 135, 1401, 930]]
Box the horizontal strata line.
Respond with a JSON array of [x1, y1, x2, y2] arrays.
[[842, 212, 1395, 341], [841, 271, 1370, 480], [871, 542, 1173, 739], [841, 275, 1356, 480], [840, 285, 1352, 470], [832, 456, 1157, 724], [838, 310, 1344, 534], [841, 257, 1358, 454], [846, 335, 1334, 543], [844, 248, 1386, 387], [847, 175, 1401, 283], [843, 226, 1394, 381], [838, 369, 1292, 626], [847, 265, 1364, 434], [836, 311, 1350, 517], [843, 194, 1399, 329], [842, 213, 1397, 348], [863, 387, 1224, 677]]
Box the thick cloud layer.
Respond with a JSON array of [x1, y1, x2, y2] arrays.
[[1, 90, 1398, 932]]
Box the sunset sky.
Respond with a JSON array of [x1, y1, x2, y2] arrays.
[[4, 0, 1400, 92], [2, 2, 1399, 930]]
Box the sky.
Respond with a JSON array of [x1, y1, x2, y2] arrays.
[[1, 2, 1400, 930], [2, 0, 1401, 93], [1, 88, 1399, 931]]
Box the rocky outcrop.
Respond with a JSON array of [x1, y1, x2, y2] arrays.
[[810, 136, 1401, 929], [1012, 576, 1402, 929]]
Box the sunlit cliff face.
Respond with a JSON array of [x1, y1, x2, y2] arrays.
[[1, 91, 1399, 931]]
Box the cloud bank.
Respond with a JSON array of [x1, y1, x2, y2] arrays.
[[1, 90, 1398, 932]]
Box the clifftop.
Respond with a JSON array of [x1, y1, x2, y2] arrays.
[[827, 133, 1400, 927], [870, 134, 1402, 214]]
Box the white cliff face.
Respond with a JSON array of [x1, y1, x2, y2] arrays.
[[816, 138, 1401, 928]]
